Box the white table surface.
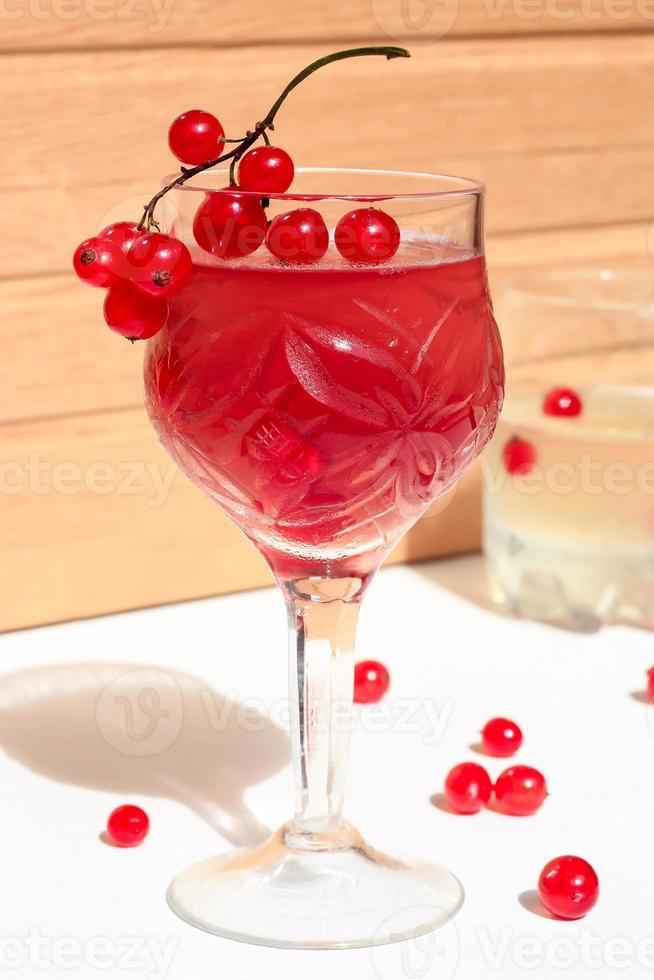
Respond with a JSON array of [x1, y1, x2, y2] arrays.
[[1, 554, 652, 980]]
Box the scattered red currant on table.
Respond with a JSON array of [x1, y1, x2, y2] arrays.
[[335, 208, 400, 263], [106, 804, 150, 847], [443, 762, 492, 814], [538, 855, 599, 919], [494, 764, 547, 815], [354, 660, 390, 703], [104, 283, 168, 341], [543, 387, 582, 417], [73, 237, 123, 288], [168, 109, 225, 166], [503, 436, 536, 475], [127, 232, 192, 297], [237, 146, 295, 194], [480, 717, 523, 757], [193, 191, 268, 259], [266, 208, 329, 264], [646, 666, 654, 701]]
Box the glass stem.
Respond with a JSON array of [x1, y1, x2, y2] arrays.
[[281, 575, 363, 847]]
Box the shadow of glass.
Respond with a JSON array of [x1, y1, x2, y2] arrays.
[[417, 554, 622, 635], [416, 553, 503, 615], [0, 661, 290, 848]]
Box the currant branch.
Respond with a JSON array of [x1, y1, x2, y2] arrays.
[[137, 46, 410, 231]]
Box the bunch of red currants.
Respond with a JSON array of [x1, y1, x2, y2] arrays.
[[73, 108, 401, 342], [73, 221, 191, 341]]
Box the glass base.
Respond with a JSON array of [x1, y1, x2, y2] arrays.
[[167, 822, 464, 949], [485, 522, 654, 632]]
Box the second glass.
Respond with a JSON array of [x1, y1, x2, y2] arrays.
[[144, 168, 504, 948], [484, 270, 654, 632]]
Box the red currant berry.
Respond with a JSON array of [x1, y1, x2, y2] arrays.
[[543, 387, 583, 417], [237, 146, 295, 194], [494, 765, 547, 816], [266, 208, 329, 265], [503, 436, 536, 475], [103, 282, 168, 341], [481, 717, 523, 757], [647, 666, 654, 702], [334, 208, 400, 264], [353, 660, 390, 704], [127, 232, 192, 298], [168, 109, 225, 166], [444, 762, 492, 814], [193, 191, 267, 259], [73, 236, 123, 288], [99, 221, 143, 256], [106, 804, 149, 847], [538, 855, 599, 919]]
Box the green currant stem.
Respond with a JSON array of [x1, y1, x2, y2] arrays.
[[137, 45, 409, 231], [261, 46, 408, 127]]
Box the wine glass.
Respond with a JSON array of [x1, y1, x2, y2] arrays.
[[144, 168, 504, 949]]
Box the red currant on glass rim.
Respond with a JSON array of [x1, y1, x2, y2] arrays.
[[193, 190, 268, 259], [128, 232, 192, 298], [237, 146, 295, 194], [353, 660, 390, 704], [543, 387, 583, 417], [335, 208, 400, 264], [99, 221, 143, 256], [106, 804, 150, 847], [73, 237, 123, 288], [494, 765, 547, 816], [443, 762, 492, 814], [266, 208, 329, 264], [503, 436, 536, 475], [481, 717, 523, 757], [538, 855, 599, 919], [104, 282, 168, 341], [168, 110, 225, 166]]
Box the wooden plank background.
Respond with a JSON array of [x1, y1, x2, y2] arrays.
[[5, 36, 654, 276], [1, 1, 653, 630], [5, 0, 654, 50]]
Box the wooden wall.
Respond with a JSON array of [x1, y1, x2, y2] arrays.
[[2, 1, 653, 630]]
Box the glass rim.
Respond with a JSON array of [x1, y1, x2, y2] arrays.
[[504, 268, 654, 316], [163, 166, 484, 202]]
